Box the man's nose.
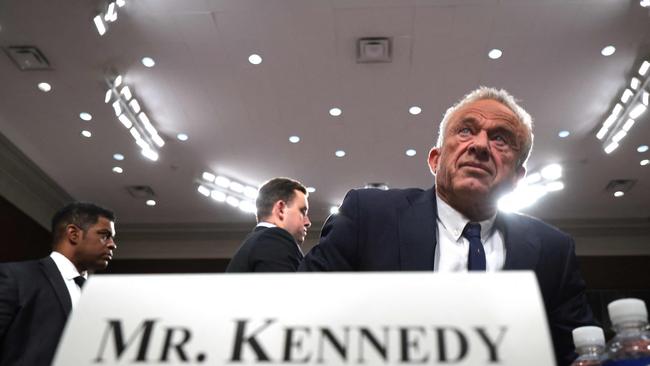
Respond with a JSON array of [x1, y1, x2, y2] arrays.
[[304, 216, 311, 228], [108, 240, 117, 250], [468, 131, 489, 158]]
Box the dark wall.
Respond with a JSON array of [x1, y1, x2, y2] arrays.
[[0, 195, 51, 262]]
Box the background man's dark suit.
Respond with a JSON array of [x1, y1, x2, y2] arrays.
[[299, 187, 595, 366], [0, 256, 72, 366], [227, 226, 303, 272]]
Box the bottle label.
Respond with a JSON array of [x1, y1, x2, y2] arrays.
[[603, 357, 650, 366]]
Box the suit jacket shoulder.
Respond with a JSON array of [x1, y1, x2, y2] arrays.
[[226, 227, 303, 273]]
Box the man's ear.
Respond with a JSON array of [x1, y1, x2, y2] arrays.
[[273, 200, 287, 221], [66, 224, 81, 245], [515, 165, 526, 182], [428, 147, 440, 175]]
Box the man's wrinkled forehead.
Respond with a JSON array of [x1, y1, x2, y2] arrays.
[[452, 99, 519, 125]]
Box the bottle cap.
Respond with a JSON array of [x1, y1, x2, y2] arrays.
[[608, 298, 648, 326], [572, 326, 605, 349]]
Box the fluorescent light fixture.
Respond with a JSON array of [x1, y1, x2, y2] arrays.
[[558, 130, 570, 138], [112, 166, 123, 174], [210, 190, 226, 202], [37, 82, 51, 92], [116, 0, 126, 7], [244, 187, 258, 199], [639, 61, 650, 76], [409, 106, 422, 115], [545, 181, 564, 192], [229, 181, 244, 193], [641, 159, 649, 166], [112, 100, 122, 116], [146, 199, 156, 206], [239, 201, 256, 214], [93, 15, 106, 36], [120, 86, 132, 100], [612, 103, 623, 116], [637, 145, 649, 153], [135, 138, 149, 151], [642, 0, 650, 7], [643, 91, 649, 106], [226, 196, 240, 207], [113, 153, 124, 161], [601, 45, 616, 56], [105, 2, 116, 22], [596, 127, 609, 140], [307, 187, 316, 193], [631, 77, 641, 90], [629, 104, 647, 119], [613, 191, 624, 198], [621, 89, 634, 103], [497, 184, 547, 213], [197, 185, 210, 197], [81, 130, 92, 138], [202, 172, 216, 182], [214, 176, 230, 188], [248, 54, 262, 65], [604, 142, 619, 154], [622, 119, 635, 132], [329, 108, 342, 117], [151, 134, 164, 147], [79, 112, 92, 121], [330, 206, 339, 215], [140, 148, 159, 161], [104, 90, 112, 103], [177, 133, 188, 141], [335, 150, 346, 158], [406, 149, 417, 157], [488, 49, 502, 59], [524, 172, 541, 185], [540, 164, 562, 180], [141, 57, 155, 67], [138, 113, 156, 135], [118, 114, 132, 128], [114, 75, 123, 87], [612, 130, 627, 143], [602, 113, 617, 129], [289, 135, 300, 143], [129, 127, 142, 140], [129, 99, 141, 113]]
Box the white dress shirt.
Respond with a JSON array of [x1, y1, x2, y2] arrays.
[[434, 194, 506, 272], [256, 221, 303, 254], [49, 251, 87, 308]]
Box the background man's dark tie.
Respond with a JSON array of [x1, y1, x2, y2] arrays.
[[73, 276, 86, 289], [463, 223, 486, 271]]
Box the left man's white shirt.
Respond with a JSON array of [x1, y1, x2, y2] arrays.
[[50, 251, 87, 308]]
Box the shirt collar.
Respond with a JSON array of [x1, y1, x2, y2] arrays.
[[50, 251, 87, 280], [435, 193, 496, 242], [256, 221, 277, 228]]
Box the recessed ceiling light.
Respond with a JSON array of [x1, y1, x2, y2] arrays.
[[307, 187, 316, 193], [601, 45, 616, 56], [640, 159, 649, 166], [226, 196, 240, 207], [406, 149, 417, 157], [329, 107, 342, 117], [37, 82, 51, 92], [104, 90, 112, 103], [640, 61, 650, 76], [613, 191, 624, 197], [112, 166, 123, 174], [638, 145, 649, 153], [79, 112, 92, 121], [113, 153, 124, 161], [289, 135, 300, 143], [93, 15, 106, 36], [141, 57, 155, 67], [558, 130, 570, 138], [248, 54, 262, 65], [81, 130, 92, 138], [488, 49, 502, 59], [116, 0, 126, 7], [197, 185, 210, 197], [335, 150, 346, 158], [146, 199, 156, 206], [114, 75, 123, 87], [409, 106, 422, 115], [176, 133, 189, 141], [211, 190, 226, 202]]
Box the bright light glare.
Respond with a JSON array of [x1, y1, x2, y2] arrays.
[[113, 153, 124, 161], [177, 133, 189, 141], [613, 191, 624, 198], [329, 108, 342, 117], [120, 86, 132, 100], [601, 45, 616, 56], [104, 90, 112, 103], [116, 0, 126, 7], [629, 104, 647, 119], [79, 112, 92, 121], [211, 190, 226, 202], [112, 100, 122, 116], [142, 57, 155, 67], [596, 127, 608, 140], [38, 82, 51, 92], [226, 196, 240, 207], [545, 181, 564, 192], [637, 145, 649, 153], [229, 182, 244, 193], [140, 148, 159, 161], [239, 201, 256, 214], [622, 119, 635, 132], [146, 200, 156, 206], [289, 136, 300, 143], [639, 61, 650, 76], [612, 130, 627, 143], [197, 185, 210, 197], [330, 206, 339, 215], [215, 176, 230, 188], [335, 150, 346, 158], [81, 130, 92, 138], [202, 172, 216, 182], [604, 142, 619, 154], [498, 184, 547, 212], [248, 54, 262, 65], [112, 166, 123, 174], [621, 89, 633, 104], [406, 149, 417, 157], [641, 159, 649, 166], [488, 49, 503, 59], [307, 187, 316, 193], [558, 130, 570, 138], [541, 164, 562, 180], [409, 106, 422, 115], [631, 77, 641, 90], [114, 75, 123, 87], [93, 15, 106, 36], [244, 187, 258, 199], [524, 172, 541, 185], [117, 114, 132, 129], [129, 99, 141, 113]]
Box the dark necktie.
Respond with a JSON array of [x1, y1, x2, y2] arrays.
[[463, 223, 486, 271], [73, 276, 86, 289]]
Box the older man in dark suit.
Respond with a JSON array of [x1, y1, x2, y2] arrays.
[[0, 202, 117, 366], [299, 87, 595, 366]]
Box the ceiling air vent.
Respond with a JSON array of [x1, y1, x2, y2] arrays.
[[605, 179, 636, 194], [357, 37, 392, 63], [126, 185, 156, 199], [3, 46, 51, 70]]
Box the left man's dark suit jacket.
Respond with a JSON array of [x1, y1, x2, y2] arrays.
[[226, 226, 303, 272], [0, 256, 72, 366], [299, 187, 595, 366]]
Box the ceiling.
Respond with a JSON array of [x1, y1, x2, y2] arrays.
[[1, 0, 649, 226]]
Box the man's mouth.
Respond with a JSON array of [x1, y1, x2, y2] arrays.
[[459, 162, 492, 174]]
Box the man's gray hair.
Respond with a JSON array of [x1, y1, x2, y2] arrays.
[[436, 86, 534, 167]]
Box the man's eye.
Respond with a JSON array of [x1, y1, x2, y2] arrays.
[[459, 127, 472, 135]]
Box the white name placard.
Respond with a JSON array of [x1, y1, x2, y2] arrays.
[[54, 272, 554, 366]]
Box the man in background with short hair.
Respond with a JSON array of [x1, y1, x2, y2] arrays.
[[226, 177, 311, 272], [0, 202, 117, 366]]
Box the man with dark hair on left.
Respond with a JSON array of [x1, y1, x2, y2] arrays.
[[0, 202, 117, 366]]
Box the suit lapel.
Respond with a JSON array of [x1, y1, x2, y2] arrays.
[[39, 257, 72, 316], [398, 188, 438, 270], [496, 213, 541, 270]]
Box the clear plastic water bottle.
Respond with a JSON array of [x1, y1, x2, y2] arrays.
[[571, 326, 606, 366], [603, 298, 650, 365]]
